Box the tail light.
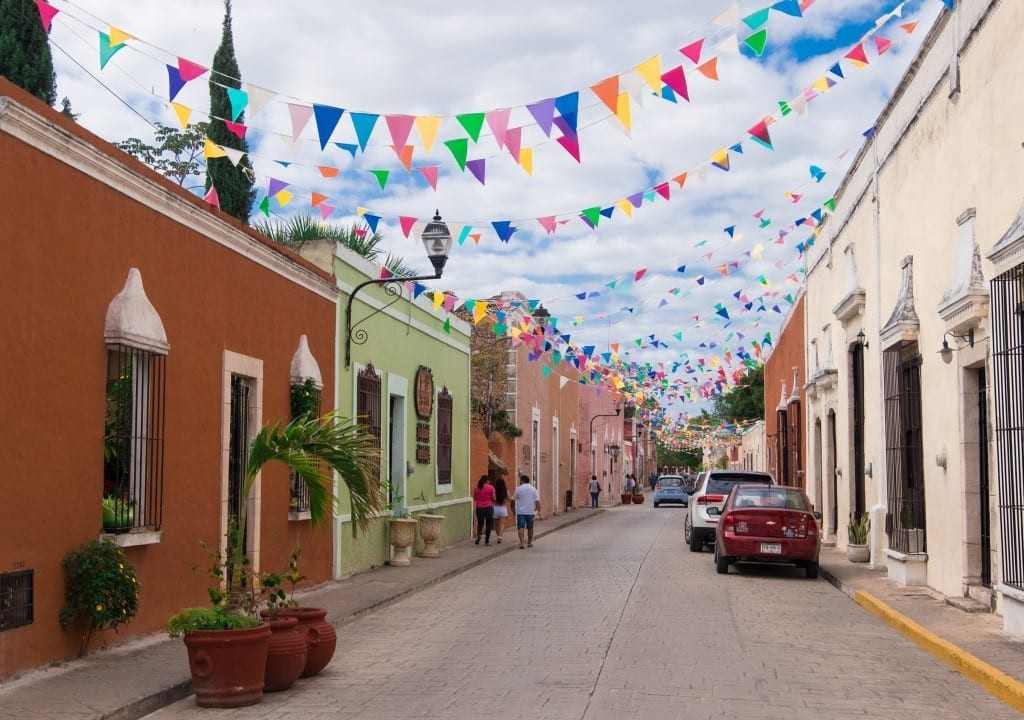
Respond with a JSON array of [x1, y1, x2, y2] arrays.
[[722, 514, 734, 534], [697, 494, 724, 504], [655, 483, 661, 490]]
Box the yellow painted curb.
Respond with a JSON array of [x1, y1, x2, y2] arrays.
[[854, 589, 1024, 713]]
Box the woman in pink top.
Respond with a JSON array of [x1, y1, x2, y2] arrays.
[[473, 475, 496, 545]]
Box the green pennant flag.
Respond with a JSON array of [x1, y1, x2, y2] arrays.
[[778, 100, 792, 116], [456, 112, 486, 142], [444, 138, 469, 171], [369, 169, 390, 189], [492, 322, 507, 336], [99, 33, 126, 70], [824, 197, 836, 212], [582, 206, 602, 227], [744, 29, 768, 56], [443, 317, 451, 334], [258, 196, 270, 217]]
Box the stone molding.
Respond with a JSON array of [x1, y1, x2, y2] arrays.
[[880, 256, 920, 349], [987, 196, 1024, 275]]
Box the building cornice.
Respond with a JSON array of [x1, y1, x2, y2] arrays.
[[987, 196, 1024, 276]]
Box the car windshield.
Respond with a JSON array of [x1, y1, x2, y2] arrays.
[[732, 487, 809, 510], [659, 477, 683, 487], [706, 474, 771, 495]]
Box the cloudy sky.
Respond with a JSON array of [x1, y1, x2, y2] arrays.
[[43, 0, 941, 422]]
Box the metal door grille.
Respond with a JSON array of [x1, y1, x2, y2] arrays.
[[883, 342, 926, 553], [357, 364, 382, 481], [787, 398, 802, 488], [991, 263, 1024, 590], [0, 570, 33, 631], [437, 388, 453, 486]]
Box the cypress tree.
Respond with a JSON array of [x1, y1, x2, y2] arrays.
[[206, 0, 255, 222], [0, 0, 58, 105]]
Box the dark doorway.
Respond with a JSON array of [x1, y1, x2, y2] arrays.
[[977, 368, 991, 587], [828, 409, 838, 537], [851, 342, 866, 518]]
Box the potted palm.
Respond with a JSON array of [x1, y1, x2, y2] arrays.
[[167, 411, 381, 706], [847, 512, 870, 563]]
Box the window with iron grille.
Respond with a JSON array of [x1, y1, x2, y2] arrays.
[[787, 398, 802, 489], [991, 262, 1024, 590], [775, 408, 788, 485], [289, 379, 322, 513], [883, 341, 926, 553], [0, 570, 33, 631], [357, 365, 382, 484], [103, 345, 166, 532], [437, 388, 453, 486]]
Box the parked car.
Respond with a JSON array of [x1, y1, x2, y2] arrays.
[[685, 470, 773, 552], [712, 485, 821, 578], [653, 475, 691, 507]]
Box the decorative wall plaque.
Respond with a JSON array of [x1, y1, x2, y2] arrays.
[[416, 446, 431, 463], [416, 422, 431, 442], [415, 366, 434, 420]]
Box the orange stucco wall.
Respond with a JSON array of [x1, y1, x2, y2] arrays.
[[764, 294, 806, 487], [0, 80, 337, 678]]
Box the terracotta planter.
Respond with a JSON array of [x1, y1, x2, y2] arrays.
[[262, 615, 307, 691], [620, 493, 633, 505], [278, 607, 337, 678], [632, 494, 645, 504], [847, 544, 870, 563], [389, 517, 418, 566], [417, 513, 445, 558], [182, 623, 271, 708]]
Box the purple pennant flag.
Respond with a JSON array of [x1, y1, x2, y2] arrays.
[[466, 158, 486, 185], [627, 192, 644, 208], [527, 98, 556, 137], [166, 64, 186, 101], [579, 214, 596, 230], [552, 114, 577, 138], [268, 178, 288, 196]]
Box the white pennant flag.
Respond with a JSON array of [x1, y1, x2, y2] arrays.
[[222, 146, 245, 166]]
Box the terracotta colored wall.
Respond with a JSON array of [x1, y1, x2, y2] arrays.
[[0, 82, 336, 678], [764, 295, 806, 487]]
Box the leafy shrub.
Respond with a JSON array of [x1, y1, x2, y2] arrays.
[[167, 606, 261, 637], [59, 540, 140, 656], [848, 512, 870, 545]]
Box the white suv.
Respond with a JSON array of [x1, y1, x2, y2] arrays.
[[685, 470, 773, 552]]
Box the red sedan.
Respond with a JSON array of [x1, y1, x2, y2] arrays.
[[712, 485, 821, 578]]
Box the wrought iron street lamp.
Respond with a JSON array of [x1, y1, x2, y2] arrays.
[[344, 210, 453, 367]]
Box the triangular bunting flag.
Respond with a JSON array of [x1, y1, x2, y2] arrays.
[[36, 1, 59, 32], [171, 102, 191, 129], [486, 108, 511, 149], [591, 75, 620, 114], [398, 216, 417, 238], [203, 138, 227, 159], [771, 0, 803, 18], [98, 33, 125, 70], [310, 192, 328, 209], [385, 114, 415, 149], [350, 112, 379, 151], [369, 169, 390, 189], [417, 165, 439, 190], [527, 98, 556, 137], [615, 92, 632, 132], [203, 185, 219, 209], [467, 158, 486, 185], [287, 103, 314, 141], [873, 35, 893, 55], [456, 112, 486, 142], [582, 207, 602, 227], [166, 65, 186, 102], [845, 43, 869, 68], [313, 104, 345, 150], [177, 58, 207, 82], [391, 144, 414, 171], [245, 84, 275, 116], [444, 138, 469, 171], [710, 148, 730, 171], [635, 55, 663, 93], [224, 120, 246, 139], [222, 147, 245, 167], [747, 119, 773, 149], [661, 65, 689, 102], [679, 38, 704, 64], [744, 29, 768, 56], [556, 134, 581, 163], [226, 87, 248, 121], [415, 115, 442, 154], [519, 147, 534, 175], [696, 56, 719, 80], [742, 8, 770, 29]]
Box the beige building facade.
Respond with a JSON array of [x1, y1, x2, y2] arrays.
[[802, 0, 1024, 634]]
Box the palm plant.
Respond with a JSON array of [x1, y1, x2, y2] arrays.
[[252, 216, 415, 277]]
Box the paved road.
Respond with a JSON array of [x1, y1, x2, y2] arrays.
[[145, 506, 1022, 719]]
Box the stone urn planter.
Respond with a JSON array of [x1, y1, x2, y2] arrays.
[[277, 607, 337, 678], [417, 513, 445, 558], [847, 544, 870, 563], [261, 615, 307, 692], [181, 624, 271, 708], [389, 517, 418, 566], [620, 493, 633, 505], [631, 493, 645, 504]]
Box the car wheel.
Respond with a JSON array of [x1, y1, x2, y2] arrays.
[[684, 513, 692, 543], [714, 545, 729, 574], [653, 501, 659, 507], [688, 523, 703, 553], [805, 560, 820, 579]]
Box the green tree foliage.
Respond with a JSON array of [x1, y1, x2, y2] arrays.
[[711, 363, 764, 424], [656, 444, 702, 473], [206, 0, 255, 222], [0, 0, 57, 105], [114, 121, 209, 189]]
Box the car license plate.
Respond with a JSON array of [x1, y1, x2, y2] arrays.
[[760, 543, 782, 554]]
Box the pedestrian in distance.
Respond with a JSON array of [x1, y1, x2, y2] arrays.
[[473, 475, 496, 545], [588, 474, 601, 508], [492, 474, 510, 543], [625, 473, 636, 493], [512, 474, 541, 549]]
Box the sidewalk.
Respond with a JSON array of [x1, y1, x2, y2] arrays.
[[3, 513, 1024, 718], [819, 546, 1024, 713], [0, 508, 601, 720]]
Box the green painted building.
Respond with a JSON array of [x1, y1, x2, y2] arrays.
[[330, 244, 472, 576]]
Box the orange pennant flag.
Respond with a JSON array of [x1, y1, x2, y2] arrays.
[[696, 57, 719, 80], [391, 144, 414, 171], [310, 192, 328, 209], [591, 75, 620, 114], [900, 21, 918, 34], [470, 233, 482, 245], [672, 171, 688, 188], [318, 166, 339, 178]]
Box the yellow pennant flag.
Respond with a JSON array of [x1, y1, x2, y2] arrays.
[[203, 138, 227, 159], [108, 26, 134, 46], [473, 301, 488, 325], [519, 147, 534, 176], [275, 190, 293, 207], [615, 92, 632, 132], [634, 55, 663, 93], [356, 207, 368, 216], [432, 292, 444, 311], [811, 76, 830, 93], [171, 102, 191, 129], [415, 116, 442, 155], [616, 199, 634, 218]]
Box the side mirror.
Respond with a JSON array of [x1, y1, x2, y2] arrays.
[[706, 506, 719, 516], [813, 511, 822, 521]]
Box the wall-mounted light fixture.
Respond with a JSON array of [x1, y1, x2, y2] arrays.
[[938, 327, 975, 364], [865, 462, 873, 478], [855, 329, 869, 349], [344, 210, 453, 367], [533, 305, 551, 328], [605, 443, 621, 460]]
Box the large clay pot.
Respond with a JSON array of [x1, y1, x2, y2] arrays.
[[417, 514, 445, 558], [262, 616, 307, 691], [279, 607, 337, 678], [632, 494, 645, 504], [389, 517, 418, 566], [182, 623, 271, 708], [620, 493, 633, 505]]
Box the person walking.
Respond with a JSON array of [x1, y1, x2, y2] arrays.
[[625, 473, 636, 493], [473, 475, 496, 545], [649, 471, 657, 491], [588, 474, 601, 508], [492, 475, 510, 543], [512, 474, 541, 549]]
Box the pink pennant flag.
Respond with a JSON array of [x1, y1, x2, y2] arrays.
[[845, 43, 869, 67], [556, 134, 581, 163], [634, 269, 648, 282], [505, 127, 523, 161], [287, 103, 314, 140], [203, 185, 220, 209], [537, 216, 558, 234], [486, 108, 511, 149], [318, 203, 336, 219], [385, 114, 415, 149], [654, 182, 670, 200], [398, 216, 417, 238], [661, 66, 689, 102], [416, 165, 439, 190], [36, 0, 58, 32], [224, 120, 247, 139], [873, 35, 893, 55], [177, 57, 208, 82], [443, 294, 457, 312], [679, 38, 704, 64]]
